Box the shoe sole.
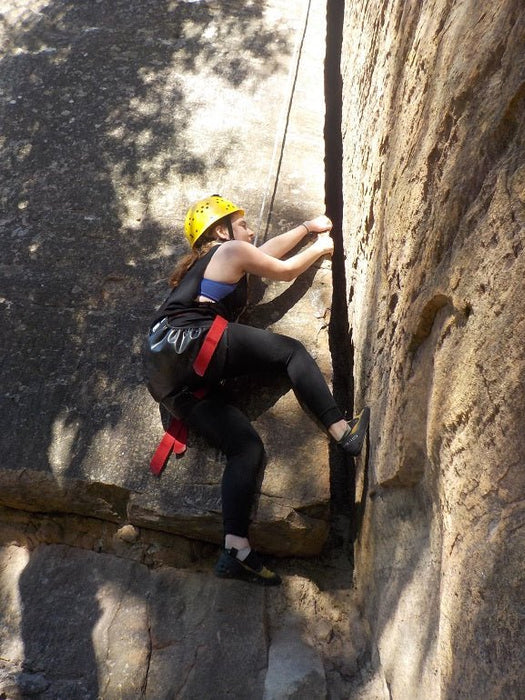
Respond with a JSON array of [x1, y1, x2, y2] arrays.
[[342, 407, 370, 456], [215, 554, 281, 586]]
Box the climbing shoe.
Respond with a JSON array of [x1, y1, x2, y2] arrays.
[[338, 407, 370, 456], [214, 548, 282, 586]]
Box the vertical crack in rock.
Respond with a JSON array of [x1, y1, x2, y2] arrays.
[[141, 593, 153, 699], [325, 0, 355, 524]]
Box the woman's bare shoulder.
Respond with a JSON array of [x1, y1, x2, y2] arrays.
[[212, 240, 259, 263]]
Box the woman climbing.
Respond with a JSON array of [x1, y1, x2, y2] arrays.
[[144, 195, 370, 586]]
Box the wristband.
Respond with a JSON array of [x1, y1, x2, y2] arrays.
[[301, 222, 311, 234]]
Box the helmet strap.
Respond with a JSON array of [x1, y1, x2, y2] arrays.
[[226, 216, 234, 241]]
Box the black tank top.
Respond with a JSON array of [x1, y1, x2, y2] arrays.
[[153, 246, 247, 328]]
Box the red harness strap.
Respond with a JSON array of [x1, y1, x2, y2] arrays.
[[149, 420, 188, 475], [150, 315, 228, 476], [192, 315, 228, 376]]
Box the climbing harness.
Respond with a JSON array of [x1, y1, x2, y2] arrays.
[[149, 314, 228, 475], [192, 314, 228, 377]]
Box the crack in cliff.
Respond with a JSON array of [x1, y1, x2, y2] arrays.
[[141, 597, 153, 699], [325, 0, 356, 530]]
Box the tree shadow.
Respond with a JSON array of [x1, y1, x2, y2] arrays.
[[0, 0, 292, 489], [1, 0, 293, 694], [17, 546, 102, 698], [244, 265, 319, 327]]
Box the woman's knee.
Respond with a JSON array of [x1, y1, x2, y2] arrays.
[[280, 335, 314, 370], [188, 398, 264, 464], [228, 423, 265, 464]]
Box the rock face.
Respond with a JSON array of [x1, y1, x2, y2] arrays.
[[1, 1, 353, 698], [340, 0, 525, 697], [0, 540, 368, 700], [0, 543, 267, 699], [0, 0, 332, 557], [1, 0, 524, 698]]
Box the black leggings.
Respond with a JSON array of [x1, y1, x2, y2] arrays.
[[174, 322, 344, 537]]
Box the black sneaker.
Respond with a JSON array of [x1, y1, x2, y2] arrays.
[[215, 548, 282, 586], [338, 407, 370, 456]]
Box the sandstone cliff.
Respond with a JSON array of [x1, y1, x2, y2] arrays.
[[0, 0, 333, 559], [1, 1, 348, 698], [341, 0, 525, 697]]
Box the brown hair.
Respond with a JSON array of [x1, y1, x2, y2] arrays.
[[169, 213, 235, 287], [169, 228, 217, 288]]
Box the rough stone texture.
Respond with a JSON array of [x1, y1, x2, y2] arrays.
[[341, 1, 525, 698], [0, 505, 216, 570], [0, 540, 374, 700], [0, 0, 332, 556], [5, 0, 523, 698], [0, 544, 267, 699], [263, 624, 326, 700]]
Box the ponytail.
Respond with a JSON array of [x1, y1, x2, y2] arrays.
[[169, 230, 217, 287]]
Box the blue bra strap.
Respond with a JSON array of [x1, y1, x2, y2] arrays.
[[200, 278, 237, 302]]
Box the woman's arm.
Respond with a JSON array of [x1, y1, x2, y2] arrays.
[[257, 215, 333, 259], [206, 232, 334, 283]]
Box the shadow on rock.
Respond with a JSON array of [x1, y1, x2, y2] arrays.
[[17, 546, 102, 699], [0, 0, 292, 488]]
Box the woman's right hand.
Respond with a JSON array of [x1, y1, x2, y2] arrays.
[[212, 228, 334, 283], [313, 231, 334, 257]]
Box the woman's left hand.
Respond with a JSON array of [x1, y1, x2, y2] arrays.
[[305, 215, 333, 234]]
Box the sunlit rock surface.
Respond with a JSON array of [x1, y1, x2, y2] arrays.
[[342, 1, 525, 697], [0, 0, 331, 556], [2, 0, 523, 698]]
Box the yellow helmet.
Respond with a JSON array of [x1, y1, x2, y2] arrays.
[[184, 194, 244, 247]]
